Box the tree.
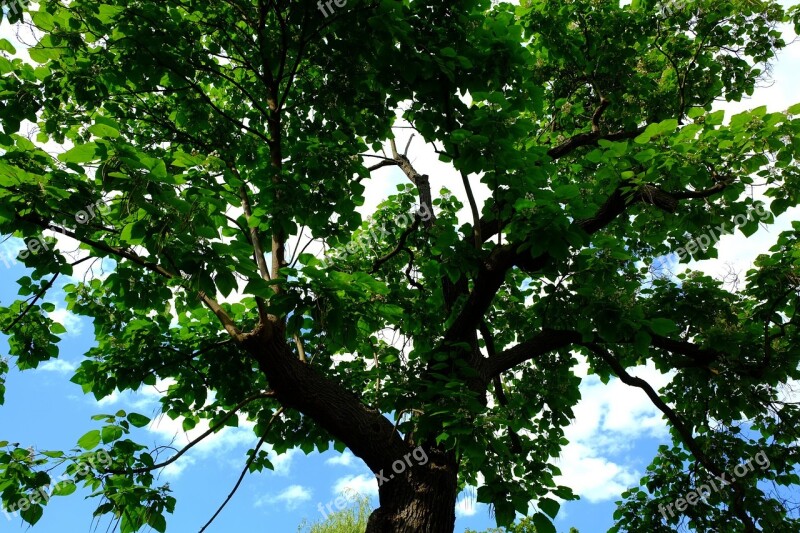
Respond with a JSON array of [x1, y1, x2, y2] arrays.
[[1, 0, 800, 531]]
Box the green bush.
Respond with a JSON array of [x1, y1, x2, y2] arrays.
[[297, 494, 372, 533]]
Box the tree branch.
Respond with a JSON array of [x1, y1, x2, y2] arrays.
[[479, 321, 522, 454], [371, 215, 421, 274], [106, 391, 273, 475], [480, 329, 583, 380], [198, 406, 285, 532], [26, 218, 244, 341], [649, 333, 719, 368], [583, 343, 758, 532], [388, 139, 435, 228], [2, 257, 90, 333], [547, 125, 647, 160]]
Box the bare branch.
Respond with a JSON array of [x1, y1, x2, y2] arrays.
[[198, 406, 285, 532], [547, 125, 647, 160], [294, 334, 307, 363], [106, 391, 274, 475], [404, 134, 415, 157]]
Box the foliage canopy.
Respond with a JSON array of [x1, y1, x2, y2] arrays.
[[1, 0, 800, 531]]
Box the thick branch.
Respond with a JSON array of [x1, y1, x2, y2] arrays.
[[237, 182, 271, 282], [247, 334, 411, 475], [236, 178, 272, 324], [389, 139, 434, 228], [480, 329, 582, 380], [547, 125, 647, 160], [650, 333, 719, 367]]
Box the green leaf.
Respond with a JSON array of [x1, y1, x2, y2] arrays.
[[649, 318, 677, 336], [40, 450, 64, 458], [28, 46, 59, 64], [119, 221, 147, 245], [0, 39, 16, 54], [88, 123, 120, 139], [59, 143, 99, 164], [244, 278, 274, 299], [20, 504, 43, 526], [555, 184, 581, 200], [215, 269, 238, 297], [101, 425, 123, 444], [148, 513, 167, 533], [77, 430, 101, 450], [634, 329, 651, 354], [52, 480, 77, 496], [126, 413, 151, 428], [531, 512, 557, 533], [539, 497, 560, 519], [634, 119, 679, 144]]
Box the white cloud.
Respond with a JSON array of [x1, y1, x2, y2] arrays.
[[255, 484, 312, 511], [325, 450, 355, 467], [265, 446, 298, 476], [47, 307, 83, 336], [160, 455, 196, 480], [455, 493, 478, 517], [0, 237, 23, 270], [91, 379, 298, 479], [95, 390, 121, 407], [332, 474, 378, 499], [148, 414, 256, 455], [38, 359, 77, 374], [143, 418, 255, 480], [556, 441, 641, 503], [551, 359, 671, 503], [94, 378, 172, 410]]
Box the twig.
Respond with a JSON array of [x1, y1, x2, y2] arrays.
[[107, 391, 273, 475], [403, 134, 415, 156], [294, 334, 307, 363], [197, 407, 285, 533], [2, 256, 90, 333]]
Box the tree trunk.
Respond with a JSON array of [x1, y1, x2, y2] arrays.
[[246, 331, 461, 532], [365, 448, 459, 533]]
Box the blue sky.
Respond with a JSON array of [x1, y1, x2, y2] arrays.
[[0, 284, 663, 532], [2, 2, 800, 532]]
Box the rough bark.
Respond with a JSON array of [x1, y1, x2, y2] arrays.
[[243, 328, 460, 532], [365, 447, 459, 533]]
